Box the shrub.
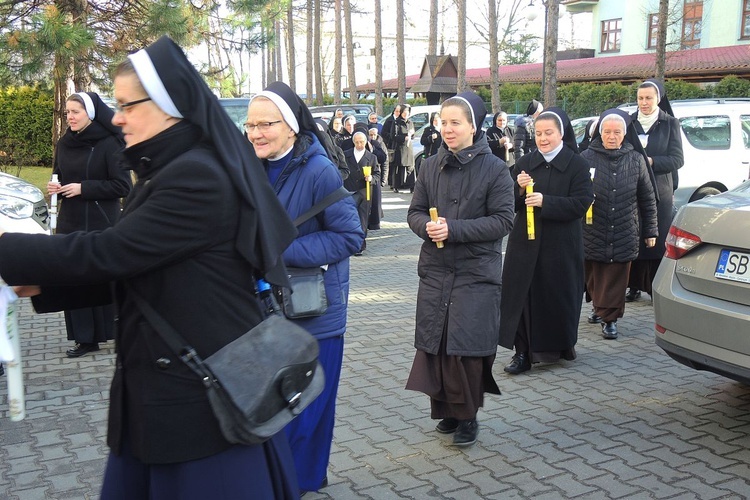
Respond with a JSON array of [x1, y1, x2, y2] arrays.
[[0, 86, 54, 169]]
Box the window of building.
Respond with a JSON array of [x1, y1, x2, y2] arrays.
[[742, 0, 750, 39], [647, 13, 659, 49], [600, 18, 622, 53], [682, 0, 703, 49]]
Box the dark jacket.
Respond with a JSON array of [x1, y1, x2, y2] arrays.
[[420, 125, 442, 158], [408, 135, 515, 356], [53, 122, 132, 233], [486, 123, 514, 165], [499, 146, 594, 353], [0, 122, 269, 464], [267, 133, 364, 339], [343, 147, 380, 196], [370, 134, 389, 186], [381, 114, 397, 150], [632, 109, 684, 260], [581, 139, 658, 262], [392, 116, 415, 168], [513, 115, 535, 159]]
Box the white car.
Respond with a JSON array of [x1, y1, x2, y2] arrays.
[[0, 171, 49, 235], [619, 98, 750, 208]]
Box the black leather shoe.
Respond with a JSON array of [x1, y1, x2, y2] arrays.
[[504, 352, 531, 374], [625, 289, 641, 302], [588, 310, 603, 324], [66, 343, 99, 358], [436, 418, 459, 434], [452, 419, 478, 447], [601, 321, 618, 339]]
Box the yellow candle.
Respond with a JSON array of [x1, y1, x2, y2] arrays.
[[429, 207, 444, 248], [526, 183, 535, 240], [586, 203, 593, 224], [362, 166, 372, 201]]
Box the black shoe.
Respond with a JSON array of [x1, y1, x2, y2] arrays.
[[435, 418, 459, 434], [601, 321, 618, 339], [588, 310, 603, 324], [452, 419, 478, 447], [625, 289, 641, 302], [353, 251, 363, 257], [503, 352, 531, 375], [66, 343, 99, 358]]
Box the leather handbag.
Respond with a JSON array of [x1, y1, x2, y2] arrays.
[[275, 185, 352, 319], [128, 284, 324, 445]]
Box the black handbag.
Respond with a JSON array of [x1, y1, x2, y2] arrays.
[[127, 284, 324, 445], [276, 186, 352, 319]]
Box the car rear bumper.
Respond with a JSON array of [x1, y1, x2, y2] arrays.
[[653, 258, 750, 384]]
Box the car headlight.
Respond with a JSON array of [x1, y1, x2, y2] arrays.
[[0, 193, 35, 219]]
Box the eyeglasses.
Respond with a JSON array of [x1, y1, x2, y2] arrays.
[[244, 121, 282, 133], [114, 97, 152, 113]]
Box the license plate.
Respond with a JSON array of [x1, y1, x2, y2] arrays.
[[715, 249, 750, 283]]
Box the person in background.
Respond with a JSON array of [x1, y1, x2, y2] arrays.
[[368, 126, 388, 230], [246, 82, 363, 493], [49, 91, 132, 358], [419, 111, 442, 177], [381, 104, 402, 188], [578, 118, 598, 153], [343, 130, 379, 256], [626, 78, 683, 303], [499, 108, 593, 375], [327, 116, 343, 140], [486, 111, 514, 168], [392, 104, 415, 193], [581, 109, 658, 339], [335, 114, 356, 151], [368, 111, 382, 134], [406, 92, 514, 447], [514, 99, 543, 159], [0, 36, 300, 499]]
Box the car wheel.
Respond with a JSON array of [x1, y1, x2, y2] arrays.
[[692, 186, 722, 201]]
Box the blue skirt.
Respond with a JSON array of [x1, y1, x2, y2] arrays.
[[284, 335, 344, 492], [100, 432, 299, 499]]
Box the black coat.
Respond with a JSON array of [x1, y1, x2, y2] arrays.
[[581, 139, 658, 263], [420, 125, 442, 158], [343, 148, 380, 194], [0, 122, 267, 464], [53, 122, 132, 233], [632, 109, 684, 260], [499, 147, 594, 352], [513, 115, 535, 159], [392, 117, 415, 168], [486, 125, 514, 165], [408, 136, 515, 356]]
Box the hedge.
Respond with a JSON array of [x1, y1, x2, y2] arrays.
[[0, 86, 54, 170]]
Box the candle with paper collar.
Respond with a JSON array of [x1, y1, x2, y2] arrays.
[[526, 183, 535, 240], [362, 166, 372, 201], [7, 301, 24, 421], [429, 207, 444, 249], [49, 174, 59, 233], [586, 168, 594, 225]]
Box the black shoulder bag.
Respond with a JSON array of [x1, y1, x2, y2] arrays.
[[127, 283, 325, 445], [277, 186, 352, 319]]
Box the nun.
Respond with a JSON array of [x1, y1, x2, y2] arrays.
[[626, 78, 683, 302], [499, 108, 594, 375], [406, 92, 515, 447], [0, 36, 300, 498], [246, 81, 363, 494], [580, 109, 658, 339], [50, 91, 131, 358]]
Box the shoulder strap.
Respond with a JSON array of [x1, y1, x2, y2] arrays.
[[292, 185, 352, 227], [126, 282, 190, 357]]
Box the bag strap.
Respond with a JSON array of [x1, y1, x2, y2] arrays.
[[292, 185, 352, 227]]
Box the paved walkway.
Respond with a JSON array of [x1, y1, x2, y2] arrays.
[[2, 189, 750, 499]]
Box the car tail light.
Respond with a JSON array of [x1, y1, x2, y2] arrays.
[[655, 324, 666, 334], [664, 226, 702, 259]]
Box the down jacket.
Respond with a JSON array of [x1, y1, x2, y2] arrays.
[[265, 132, 364, 340], [581, 138, 658, 263], [408, 135, 515, 357]]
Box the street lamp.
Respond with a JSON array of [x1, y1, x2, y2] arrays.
[[526, 0, 560, 106]]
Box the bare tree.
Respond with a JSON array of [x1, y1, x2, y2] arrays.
[[343, 0, 356, 103], [314, 0, 324, 104], [374, 0, 383, 115], [396, 0, 405, 102], [306, 0, 313, 102], [655, 0, 669, 81], [543, 0, 559, 106], [334, 0, 342, 104], [286, 1, 295, 91], [457, 0, 468, 92], [488, 0, 499, 112], [428, 0, 438, 56], [275, 19, 283, 82]]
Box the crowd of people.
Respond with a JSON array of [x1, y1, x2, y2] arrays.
[[0, 33, 682, 496]]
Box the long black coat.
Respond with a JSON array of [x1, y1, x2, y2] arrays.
[[631, 109, 684, 260], [0, 123, 267, 464], [53, 123, 132, 233], [392, 117, 415, 168], [581, 140, 658, 262], [408, 136, 514, 357], [499, 147, 594, 352]]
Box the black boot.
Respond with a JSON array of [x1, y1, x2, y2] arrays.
[[504, 352, 531, 374], [66, 343, 100, 358]]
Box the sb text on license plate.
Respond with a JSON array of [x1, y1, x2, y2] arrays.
[[715, 249, 750, 283]]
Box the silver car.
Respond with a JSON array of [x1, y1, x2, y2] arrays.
[[0, 171, 49, 234], [653, 180, 750, 384]]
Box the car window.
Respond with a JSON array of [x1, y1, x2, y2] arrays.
[[679, 115, 731, 150], [740, 115, 750, 149], [411, 113, 430, 130]]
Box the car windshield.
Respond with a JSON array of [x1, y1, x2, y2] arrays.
[[679, 115, 731, 150]]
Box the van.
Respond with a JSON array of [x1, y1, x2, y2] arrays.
[[619, 98, 750, 208]]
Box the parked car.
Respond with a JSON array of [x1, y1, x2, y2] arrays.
[[308, 104, 375, 124], [0, 171, 49, 235], [218, 97, 253, 133], [408, 105, 442, 131], [482, 113, 520, 134], [571, 116, 598, 146], [619, 98, 750, 209], [653, 180, 750, 385]]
